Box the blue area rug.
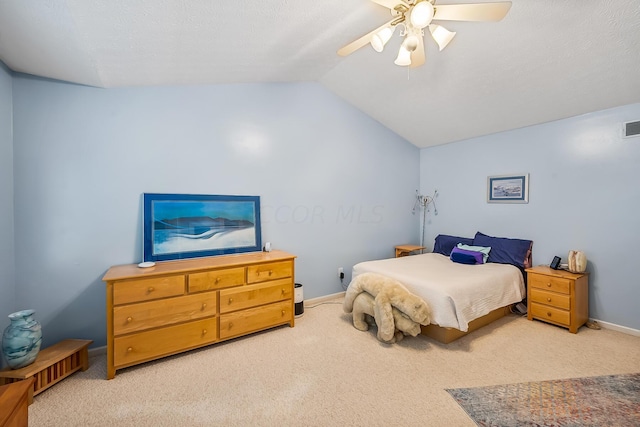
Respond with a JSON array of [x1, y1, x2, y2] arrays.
[[447, 373, 640, 426]]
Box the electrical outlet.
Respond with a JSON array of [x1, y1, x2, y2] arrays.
[[338, 267, 343, 278]]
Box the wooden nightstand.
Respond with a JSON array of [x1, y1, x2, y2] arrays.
[[525, 266, 589, 333], [395, 245, 425, 258]]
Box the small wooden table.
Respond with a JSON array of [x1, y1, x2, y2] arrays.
[[0, 339, 92, 404], [395, 244, 425, 258]]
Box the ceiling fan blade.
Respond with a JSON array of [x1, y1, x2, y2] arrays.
[[410, 35, 425, 68], [337, 18, 398, 57], [433, 2, 512, 22], [370, 0, 409, 10]]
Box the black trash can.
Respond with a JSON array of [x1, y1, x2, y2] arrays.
[[294, 283, 304, 316]]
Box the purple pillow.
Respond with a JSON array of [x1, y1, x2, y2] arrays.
[[434, 234, 474, 257], [450, 247, 484, 264]]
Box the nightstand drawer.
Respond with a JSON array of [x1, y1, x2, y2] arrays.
[[188, 267, 245, 292], [247, 261, 292, 283], [529, 274, 571, 294], [530, 303, 570, 326], [530, 288, 571, 310]]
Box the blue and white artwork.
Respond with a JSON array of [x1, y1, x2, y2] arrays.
[[143, 194, 262, 261], [487, 174, 529, 204]]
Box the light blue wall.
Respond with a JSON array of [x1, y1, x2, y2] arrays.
[[0, 62, 15, 368], [420, 103, 640, 330], [12, 76, 419, 348]]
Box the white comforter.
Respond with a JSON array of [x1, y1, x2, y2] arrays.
[[352, 253, 525, 332]]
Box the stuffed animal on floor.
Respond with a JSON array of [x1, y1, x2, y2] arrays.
[[351, 291, 422, 343], [344, 272, 431, 325], [344, 272, 431, 342]]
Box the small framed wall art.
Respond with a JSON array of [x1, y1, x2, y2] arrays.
[[487, 174, 529, 203]]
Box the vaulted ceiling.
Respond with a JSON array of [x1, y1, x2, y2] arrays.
[[1, 0, 639, 148]]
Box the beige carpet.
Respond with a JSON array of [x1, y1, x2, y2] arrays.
[[28, 299, 640, 426]]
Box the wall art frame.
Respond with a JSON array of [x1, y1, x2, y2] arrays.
[[143, 193, 262, 262], [487, 174, 529, 204]]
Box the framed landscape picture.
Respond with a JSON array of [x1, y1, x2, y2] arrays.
[[143, 193, 262, 262], [487, 174, 529, 203]]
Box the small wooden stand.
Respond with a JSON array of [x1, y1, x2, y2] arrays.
[[0, 339, 92, 404], [394, 244, 425, 258]]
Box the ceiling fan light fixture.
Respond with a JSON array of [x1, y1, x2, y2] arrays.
[[371, 26, 395, 52], [429, 24, 456, 51], [410, 1, 435, 29], [394, 45, 412, 66], [394, 35, 418, 66]]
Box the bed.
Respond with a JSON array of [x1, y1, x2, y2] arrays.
[[351, 232, 532, 343]]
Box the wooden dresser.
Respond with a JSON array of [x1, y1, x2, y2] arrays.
[[103, 250, 296, 379], [526, 265, 589, 333]]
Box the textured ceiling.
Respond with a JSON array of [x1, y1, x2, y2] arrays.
[[1, 0, 639, 148]]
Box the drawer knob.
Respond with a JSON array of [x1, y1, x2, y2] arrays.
[[148, 287, 155, 292], [228, 298, 233, 304], [202, 303, 207, 309], [547, 298, 552, 302], [546, 283, 552, 287], [547, 312, 552, 317], [215, 277, 220, 283], [269, 270, 273, 276], [229, 323, 233, 329], [202, 329, 207, 335], [281, 288, 285, 295], [126, 317, 133, 323], [282, 310, 285, 316], [127, 347, 133, 353]]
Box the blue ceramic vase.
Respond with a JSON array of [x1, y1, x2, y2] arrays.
[[2, 309, 42, 369]]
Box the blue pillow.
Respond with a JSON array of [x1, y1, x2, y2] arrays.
[[450, 247, 484, 264], [473, 232, 533, 268], [433, 234, 474, 257]]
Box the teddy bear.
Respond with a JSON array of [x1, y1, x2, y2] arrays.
[[344, 272, 431, 342], [344, 272, 431, 324], [351, 291, 422, 343]]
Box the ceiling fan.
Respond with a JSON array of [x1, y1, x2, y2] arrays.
[[337, 0, 512, 68]]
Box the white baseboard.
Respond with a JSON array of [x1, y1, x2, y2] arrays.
[[590, 318, 640, 337], [304, 291, 345, 306]]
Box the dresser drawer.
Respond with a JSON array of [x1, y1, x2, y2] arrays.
[[188, 267, 245, 293], [219, 278, 292, 314], [530, 303, 570, 326], [114, 318, 217, 367], [247, 261, 292, 283], [219, 300, 292, 340], [113, 292, 217, 335], [528, 274, 571, 294], [113, 275, 185, 305], [530, 288, 571, 310]]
